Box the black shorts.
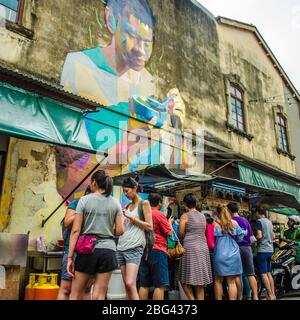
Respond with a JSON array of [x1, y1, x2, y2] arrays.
[[75, 248, 117, 275]]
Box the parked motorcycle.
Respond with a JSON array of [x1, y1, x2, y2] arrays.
[[271, 241, 297, 298]]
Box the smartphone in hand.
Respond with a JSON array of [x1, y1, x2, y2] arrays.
[[122, 209, 130, 218]]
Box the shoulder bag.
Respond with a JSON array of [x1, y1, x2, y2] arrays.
[[168, 227, 185, 259]]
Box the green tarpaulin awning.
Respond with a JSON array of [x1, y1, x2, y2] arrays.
[[238, 163, 300, 216], [0, 82, 95, 153], [0, 81, 181, 162]]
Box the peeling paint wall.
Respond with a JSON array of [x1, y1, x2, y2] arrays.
[[0, 28, 31, 63], [0, 139, 65, 250], [0, 0, 35, 64], [0, 138, 17, 231]]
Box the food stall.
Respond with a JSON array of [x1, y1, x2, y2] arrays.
[[113, 164, 300, 213]]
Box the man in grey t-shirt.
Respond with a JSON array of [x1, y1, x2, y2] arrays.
[[255, 208, 276, 300]]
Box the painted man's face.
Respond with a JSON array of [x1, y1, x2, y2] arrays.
[[115, 13, 154, 71]]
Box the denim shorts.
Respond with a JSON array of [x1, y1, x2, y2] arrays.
[[240, 246, 255, 276], [139, 249, 170, 288], [116, 246, 144, 266], [61, 252, 73, 281], [256, 252, 273, 274]]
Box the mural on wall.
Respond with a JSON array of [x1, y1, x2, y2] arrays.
[[56, 0, 188, 199]]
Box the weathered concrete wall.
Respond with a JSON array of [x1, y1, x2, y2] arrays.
[[0, 138, 17, 231], [217, 23, 296, 174], [0, 0, 35, 64], [149, 0, 224, 130], [0, 139, 65, 249], [285, 89, 300, 176], [0, 0, 107, 77]]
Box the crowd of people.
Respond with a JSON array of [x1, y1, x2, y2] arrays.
[[55, 170, 300, 300]]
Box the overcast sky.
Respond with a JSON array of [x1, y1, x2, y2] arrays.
[[198, 0, 300, 92]]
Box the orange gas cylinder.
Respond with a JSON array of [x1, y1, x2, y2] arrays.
[[34, 273, 59, 300], [49, 273, 60, 299], [25, 273, 37, 300]]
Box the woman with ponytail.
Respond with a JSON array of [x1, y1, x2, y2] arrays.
[[213, 206, 244, 300], [67, 170, 124, 300], [117, 175, 153, 300]]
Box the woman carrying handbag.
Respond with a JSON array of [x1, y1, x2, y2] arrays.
[[168, 226, 185, 259]]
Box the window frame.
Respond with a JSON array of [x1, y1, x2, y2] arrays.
[[272, 106, 295, 160], [16, 0, 25, 25], [276, 113, 289, 153], [0, 0, 25, 24], [230, 84, 246, 132], [224, 76, 253, 141]]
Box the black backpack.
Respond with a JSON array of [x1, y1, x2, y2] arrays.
[[138, 201, 155, 256]]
